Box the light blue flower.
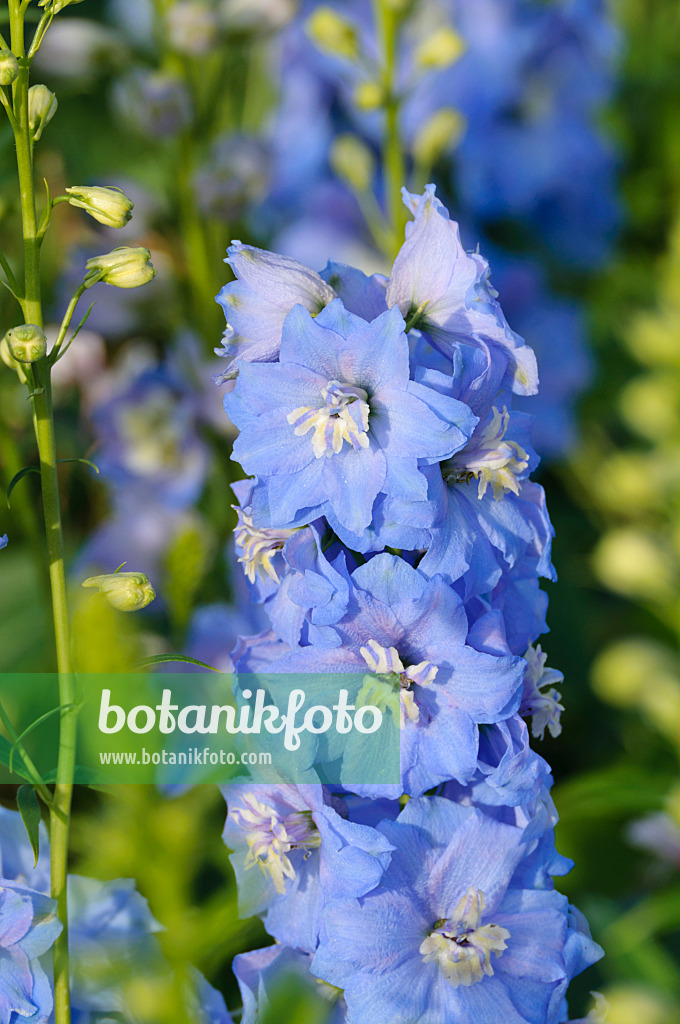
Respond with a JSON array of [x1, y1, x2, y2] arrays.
[[0, 536, 7, 551], [264, 553, 525, 796], [189, 969, 234, 1024], [67, 875, 162, 1016], [0, 808, 50, 894], [90, 359, 209, 510], [225, 300, 476, 539], [216, 242, 337, 370], [386, 186, 539, 396], [0, 881, 61, 1024], [312, 797, 602, 1024], [231, 479, 353, 648], [233, 945, 345, 1024], [0, 808, 162, 1021], [222, 783, 393, 952]]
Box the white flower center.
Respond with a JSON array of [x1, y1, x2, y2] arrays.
[[420, 888, 510, 988], [231, 793, 321, 895], [117, 388, 186, 475], [233, 506, 300, 584], [358, 639, 437, 728], [287, 380, 370, 459], [443, 406, 529, 499]]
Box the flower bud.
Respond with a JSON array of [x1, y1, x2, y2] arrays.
[[6, 324, 47, 364], [0, 50, 19, 86], [414, 27, 465, 71], [82, 571, 156, 612], [330, 134, 375, 193], [0, 334, 20, 370], [38, 0, 86, 11], [413, 108, 466, 167], [28, 85, 58, 141], [65, 185, 134, 228], [353, 81, 384, 111], [167, 1, 219, 56], [85, 247, 156, 289], [305, 8, 359, 60]]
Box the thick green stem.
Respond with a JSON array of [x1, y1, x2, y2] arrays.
[[373, 0, 407, 260], [8, 5, 75, 1024]]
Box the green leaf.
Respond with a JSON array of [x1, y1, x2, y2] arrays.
[[16, 786, 41, 866], [56, 458, 99, 474], [6, 466, 40, 507], [9, 703, 76, 776], [136, 654, 222, 673], [0, 734, 33, 782], [7, 460, 99, 506]]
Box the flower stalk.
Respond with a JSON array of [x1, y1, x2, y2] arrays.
[[6, 5, 76, 1024]]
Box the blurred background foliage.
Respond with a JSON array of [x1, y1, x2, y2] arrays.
[[1, 0, 680, 1020]]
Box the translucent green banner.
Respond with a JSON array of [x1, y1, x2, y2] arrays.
[[0, 673, 401, 786]]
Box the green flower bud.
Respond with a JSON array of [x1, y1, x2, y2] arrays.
[[28, 84, 58, 141], [6, 324, 47, 364], [85, 247, 156, 289], [306, 8, 359, 60], [38, 0, 86, 11], [82, 571, 156, 612], [65, 185, 134, 228], [0, 50, 19, 87]]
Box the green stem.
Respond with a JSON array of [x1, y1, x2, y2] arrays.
[[373, 0, 407, 260], [176, 132, 223, 344], [8, 5, 75, 1024]]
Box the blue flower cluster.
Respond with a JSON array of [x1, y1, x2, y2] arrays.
[[217, 187, 602, 1021], [261, 0, 618, 456], [77, 343, 224, 586], [0, 806, 232, 1024]]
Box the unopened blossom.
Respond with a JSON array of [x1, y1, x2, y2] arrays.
[[216, 242, 337, 370], [386, 186, 538, 396]]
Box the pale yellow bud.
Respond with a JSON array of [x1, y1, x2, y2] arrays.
[[413, 108, 466, 167], [85, 247, 156, 289], [330, 134, 375, 193], [414, 27, 465, 71], [28, 85, 58, 141], [592, 527, 676, 602], [353, 80, 384, 111], [601, 985, 677, 1024], [306, 7, 359, 60], [65, 185, 134, 228], [82, 571, 156, 612], [0, 334, 20, 370]]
